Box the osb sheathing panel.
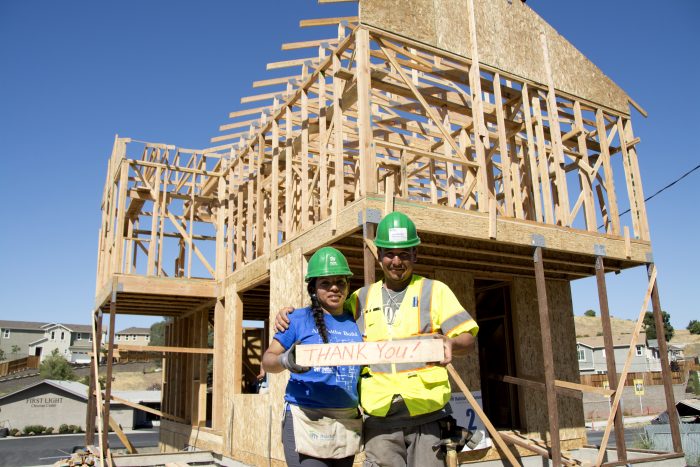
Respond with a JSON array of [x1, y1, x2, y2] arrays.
[[264, 248, 306, 462], [511, 277, 585, 442], [434, 269, 480, 390], [360, 0, 630, 113], [229, 393, 272, 460]]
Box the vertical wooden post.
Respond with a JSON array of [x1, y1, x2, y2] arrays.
[[533, 246, 561, 466], [648, 264, 682, 452], [595, 109, 620, 235], [355, 28, 376, 196], [466, 0, 489, 213], [573, 102, 596, 232], [540, 31, 570, 227], [271, 117, 280, 248], [212, 298, 225, 430], [595, 256, 627, 459], [102, 296, 117, 453], [332, 51, 345, 230], [363, 221, 376, 286], [216, 174, 227, 281], [91, 310, 105, 466], [85, 310, 101, 446]]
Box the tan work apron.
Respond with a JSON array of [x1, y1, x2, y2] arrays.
[[289, 405, 362, 459]]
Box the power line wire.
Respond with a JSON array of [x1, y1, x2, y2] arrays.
[[599, 162, 700, 230]]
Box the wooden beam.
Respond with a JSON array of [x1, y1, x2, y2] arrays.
[[533, 246, 561, 467], [446, 364, 520, 466], [595, 256, 627, 459], [108, 416, 137, 454], [109, 394, 186, 424], [114, 344, 214, 354], [594, 266, 657, 466], [299, 16, 357, 28]]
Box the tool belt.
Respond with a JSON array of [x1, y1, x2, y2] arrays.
[[290, 405, 362, 459]]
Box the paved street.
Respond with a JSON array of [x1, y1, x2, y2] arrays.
[[586, 426, 646, 448], [0, 429, 159, 467]]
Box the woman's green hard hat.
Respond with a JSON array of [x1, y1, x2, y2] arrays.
[[374, 212, 421, 248], [305, 246, 353, 281]]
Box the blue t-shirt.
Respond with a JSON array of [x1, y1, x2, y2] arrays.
[[274, 306, 362, 409]]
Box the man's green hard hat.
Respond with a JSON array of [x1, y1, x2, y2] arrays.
[[305, 247, 353, 281], [374, 212, 421, 249]]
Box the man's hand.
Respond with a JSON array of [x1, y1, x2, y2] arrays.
[[274, 306, 294, 332], [433, 333, 475, 366], [278, 341, 310, 374]]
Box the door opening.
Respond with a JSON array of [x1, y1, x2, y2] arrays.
[[475, 279, 520, 429]]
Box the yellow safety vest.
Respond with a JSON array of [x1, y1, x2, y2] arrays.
[[346, 275, 478, 417]]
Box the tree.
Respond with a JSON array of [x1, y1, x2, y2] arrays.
[[149, 320, 168, 346], [0, 348, 5, 361], [39, 349, 75, 380], [11, 345, 21, 357], [584, 309, 597, 317], [643, 311, 674, 342], [687, 320, 700, 335]]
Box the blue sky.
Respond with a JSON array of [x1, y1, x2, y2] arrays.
[[0, 1, 698, 334]]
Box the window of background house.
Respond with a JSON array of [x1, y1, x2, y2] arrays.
[[578, 348, 585, 362], [51, 331, 55, 340], [2, 329, 9, 338], [636, 345, 643, 356]]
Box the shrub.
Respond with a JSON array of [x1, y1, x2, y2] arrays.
[[9, 428, 19, 436], [23, 425, 46, 435], [45, 427, 54, 434], [59, 424, 71, 434], [68, 425, 83, 433]]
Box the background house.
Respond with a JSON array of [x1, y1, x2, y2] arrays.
[[577, 333, 661, 375], [0, 320, 104, 363], [115, 327, 151, 346]]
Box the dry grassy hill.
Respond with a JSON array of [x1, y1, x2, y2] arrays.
[[574, 316, 700, 358]]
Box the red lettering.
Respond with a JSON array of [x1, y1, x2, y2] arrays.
[[317, 345, 331, 362], [356, 343, 367, 360], [376, 342, 388, 359], [329, 345, 342, 360], [396, 345, 408, 359], [384, 345, 396, 359], [411, 341, 421, 358]]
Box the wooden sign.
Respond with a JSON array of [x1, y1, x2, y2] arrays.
[[295, 339, 445, 367]]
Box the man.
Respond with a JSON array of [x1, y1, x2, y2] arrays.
[[276, 212, 478, 467]]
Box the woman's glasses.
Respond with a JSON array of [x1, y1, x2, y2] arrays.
[[316, 278, 349, 290]]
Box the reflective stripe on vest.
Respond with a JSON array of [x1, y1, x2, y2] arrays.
[[354, 285, 371, 337], [441, 310, 473, 335]]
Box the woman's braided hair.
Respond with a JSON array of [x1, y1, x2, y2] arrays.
[[307, 279, 330, 344]]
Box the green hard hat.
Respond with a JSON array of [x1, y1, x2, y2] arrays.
[[305, 247, 353, 281], [374, 212, 421, 248]]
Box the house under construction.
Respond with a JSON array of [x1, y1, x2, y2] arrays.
[[87, 0, 686, 465]]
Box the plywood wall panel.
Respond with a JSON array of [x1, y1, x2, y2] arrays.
[[266, 248, 306, 462], [434, 268, 481, 390], [360, 0, 630, 113], [511, 277, 584, 439]]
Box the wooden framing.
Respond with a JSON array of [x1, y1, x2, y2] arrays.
[[87, 2, 682, 466]]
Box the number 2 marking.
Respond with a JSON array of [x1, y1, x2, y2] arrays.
[[465, 408, 477, 431]]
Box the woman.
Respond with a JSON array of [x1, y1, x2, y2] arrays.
[[262, 247, 363, 467]]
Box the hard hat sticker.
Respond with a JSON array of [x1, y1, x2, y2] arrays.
[[388, 227, 408, 242]]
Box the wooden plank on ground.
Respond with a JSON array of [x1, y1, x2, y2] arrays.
[[296, 339, 444, 367]]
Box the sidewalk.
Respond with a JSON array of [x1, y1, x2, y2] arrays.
[[586, 415, 655, 429]]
